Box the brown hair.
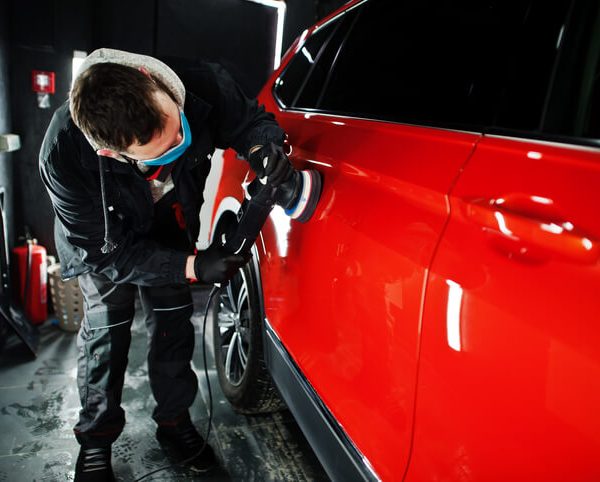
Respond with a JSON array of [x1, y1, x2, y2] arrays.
[[70, 62, 176, 151]]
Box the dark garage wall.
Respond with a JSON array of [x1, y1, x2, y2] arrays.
[[8, 0, 344, 256], [0, 0, 15, 252], [9, 0, 91, 254], [156, 0, 278, 97]]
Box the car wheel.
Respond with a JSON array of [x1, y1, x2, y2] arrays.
[[212, 250, 285, 414]]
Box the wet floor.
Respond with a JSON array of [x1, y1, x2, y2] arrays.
[[0, 287, 329, 481]]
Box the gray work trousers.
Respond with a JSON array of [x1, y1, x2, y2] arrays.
[[73, 272, 197, 447]]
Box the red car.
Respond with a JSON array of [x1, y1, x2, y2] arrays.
[[201, 0, 600, 480]]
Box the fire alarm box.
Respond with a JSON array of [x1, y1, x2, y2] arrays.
[[31, 70, 55, 94]]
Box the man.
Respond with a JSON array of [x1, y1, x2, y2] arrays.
[[39, 48, 291, 481]]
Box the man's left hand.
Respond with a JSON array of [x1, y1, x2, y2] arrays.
[[248, 142, 293, 186]]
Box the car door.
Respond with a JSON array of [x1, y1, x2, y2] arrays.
[[409, 1, 600, 480], [257, 1, 506, 479]]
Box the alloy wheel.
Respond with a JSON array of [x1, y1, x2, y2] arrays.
[[216, 268, 251, 386]]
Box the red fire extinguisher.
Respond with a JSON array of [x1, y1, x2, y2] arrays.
[[13, 230, 47, 324]]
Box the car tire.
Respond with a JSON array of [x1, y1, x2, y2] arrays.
[[212, 246, 285, 414]]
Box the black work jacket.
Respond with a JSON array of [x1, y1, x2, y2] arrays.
[[39, 62, 284, 285]]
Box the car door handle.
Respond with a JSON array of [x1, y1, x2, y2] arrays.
[[465, 196, 599, 264]]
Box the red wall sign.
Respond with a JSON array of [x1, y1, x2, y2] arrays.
[[31, 70, 55, 94]]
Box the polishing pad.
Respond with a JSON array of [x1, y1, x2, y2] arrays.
[[284, 169, 323, 223]]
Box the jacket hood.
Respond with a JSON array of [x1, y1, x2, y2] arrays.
[[71, 48, 186, 151]]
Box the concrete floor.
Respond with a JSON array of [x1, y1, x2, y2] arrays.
[[0, 287, 329, 481]]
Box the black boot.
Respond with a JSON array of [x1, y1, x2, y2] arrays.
[[74, 446, 115, 481], [156, 414, 217, 473]]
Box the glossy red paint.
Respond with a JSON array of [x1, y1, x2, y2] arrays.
[[406, 137, 600, 481], [209, 2, 600, 479], [257, 113, 478, 480]]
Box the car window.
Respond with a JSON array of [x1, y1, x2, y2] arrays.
[[542, 0, 600, 141], [317, 0, 570, 132], [584, 39, 600, 138], [274, 19, 337, 108], [294, 8, 361, 109]]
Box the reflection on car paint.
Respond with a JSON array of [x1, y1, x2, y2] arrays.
[[445, 279, 463, 353], [269, 206, 292, 258]]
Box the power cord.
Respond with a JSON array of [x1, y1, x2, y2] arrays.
[[134, 284, 220, 481]]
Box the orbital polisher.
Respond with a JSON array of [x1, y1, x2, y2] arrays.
[[222, 142, 323, 255]]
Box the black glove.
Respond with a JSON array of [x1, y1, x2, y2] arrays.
[[247, 142, 293, 186], [193, 242, 251, 284]]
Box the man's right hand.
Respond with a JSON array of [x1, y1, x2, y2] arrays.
[[192, 242, 251, 284]]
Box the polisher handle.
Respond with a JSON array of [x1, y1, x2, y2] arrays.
[[222, 181, 277, 255]]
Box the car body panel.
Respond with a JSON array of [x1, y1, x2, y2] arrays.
[[406, 136, 600, 481], [253, 88, 481, 477]]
